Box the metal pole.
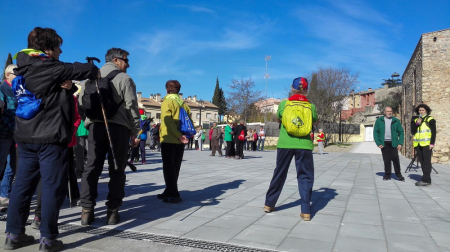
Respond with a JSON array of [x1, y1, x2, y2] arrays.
[[339, 110, 342, 143]]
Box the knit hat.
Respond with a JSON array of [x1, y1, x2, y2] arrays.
[[292, 77, 308, 91]]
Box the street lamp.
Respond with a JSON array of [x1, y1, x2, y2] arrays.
[[198, 99, 204, 127]]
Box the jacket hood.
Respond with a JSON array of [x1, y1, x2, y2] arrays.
[[164, 94, 184, 106], [13, 50, 52, 76]]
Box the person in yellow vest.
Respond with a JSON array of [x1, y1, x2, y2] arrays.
[[411, 104, 436, 186]]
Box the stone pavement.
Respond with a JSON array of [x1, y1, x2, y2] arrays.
[[1, 146, 450, 252]]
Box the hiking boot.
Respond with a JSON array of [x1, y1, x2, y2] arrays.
[[157, 193, 168, 199], [31, 216, 41, 230], [162, 197, 182, 203], [0, 197, 9, 208], [397, 176, 405, 182], [80, 208, 94, 226], [300, 213, 311, 221], [4, 233, 34, 250], [263, 206, 275, 213], [415, 181, 431, 187], [106, 208, 120, 225], [39, 237, 63, 252], [383, 176, 390, 181]]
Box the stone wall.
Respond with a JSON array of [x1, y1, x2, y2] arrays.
[[402, 29, 450, 164]]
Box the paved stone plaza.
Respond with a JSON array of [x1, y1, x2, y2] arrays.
[[1, 143, 450, 251]]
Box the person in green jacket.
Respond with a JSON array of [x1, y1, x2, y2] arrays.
[[373, 107, 405, 181], [75, 119, 89, 178], [158, 80, 190, 203], [264, 77, 318, 221], [224, 121, 234, 158]]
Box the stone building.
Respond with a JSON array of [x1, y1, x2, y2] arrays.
[[401, 28, 450, 164], [137, 92, 219, 128]]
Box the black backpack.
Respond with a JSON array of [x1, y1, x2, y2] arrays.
[[82, 70, 123, 120]]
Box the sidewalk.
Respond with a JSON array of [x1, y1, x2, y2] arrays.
[[1, 148, 450, 251]]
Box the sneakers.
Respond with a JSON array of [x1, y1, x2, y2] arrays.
[[162, 197, 182, 203], [263, 206, 275, 213], [31, 216, 41, 230], [415, 181, 431, 186], [4, 233, 35, 250], [209, 154, 215, 157], [397, 176, 405, 182], [80, 208, 94, 226], [106, 208, 120, 225], [157, 193, 168, 199], [300, 213, 311, 221], [39, 237, 63, 252], [383, 176, 390, 181]]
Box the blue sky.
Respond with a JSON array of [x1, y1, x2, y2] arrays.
[[1, 0, 449, 102]]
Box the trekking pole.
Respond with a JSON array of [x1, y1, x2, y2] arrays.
[[86, 57, 120, 171]]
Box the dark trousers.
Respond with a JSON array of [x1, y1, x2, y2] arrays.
[[236, 140, 245, 158], [150, 135, 160, 151], [195, 140, 199, 149], [381, 141, 402, 177], [75, 136, 87, 177], [265, 148, 314, 214], [252, 141, 257, 151], [225, 141, 233, 157], [211, 139, 222, 156], [6, 143, 67, 239], [80, 123, 130, 210], [131, 140, 147, 163], [416, 146, 432, 183], [161, 143, 184, 198]]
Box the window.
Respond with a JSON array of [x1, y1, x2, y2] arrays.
[[146, 112, 151, 118], [196, 113, 200, 119], [156, 113, 161, 119], [206, 113, 211, 118], [214, 114, 217, 119]]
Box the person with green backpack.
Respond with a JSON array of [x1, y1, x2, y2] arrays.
[[76, 117, 89, 178], [264, 77, 318, 221]]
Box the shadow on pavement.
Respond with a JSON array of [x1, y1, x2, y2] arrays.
[[310, 187, 338, 218], [58, 179, 245, 250]]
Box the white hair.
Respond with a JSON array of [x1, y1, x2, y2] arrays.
[[4, 64, 17, 76]]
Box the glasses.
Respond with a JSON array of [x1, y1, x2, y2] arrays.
[[115, 57, 129, 64]]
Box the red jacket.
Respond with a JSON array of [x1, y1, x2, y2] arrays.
[[68, 96, 81, 148]]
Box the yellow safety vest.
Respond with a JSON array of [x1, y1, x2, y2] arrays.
[[413, 116, 433, 147]]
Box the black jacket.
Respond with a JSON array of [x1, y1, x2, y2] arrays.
[[14, 52, 98, 145], [234, 124, 247, 142]]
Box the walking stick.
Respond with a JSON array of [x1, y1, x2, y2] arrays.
[[86, 57, 120, 171]]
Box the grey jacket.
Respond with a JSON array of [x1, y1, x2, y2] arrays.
[[79, 62, 140, 136]]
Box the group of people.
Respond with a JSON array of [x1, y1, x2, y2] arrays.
[[0, 26, 438, 252], [373, 104, 436, 186]]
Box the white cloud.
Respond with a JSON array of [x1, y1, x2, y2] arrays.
[[174, 4, 215, 14]]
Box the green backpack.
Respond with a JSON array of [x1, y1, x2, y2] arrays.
[[281, 100, 312, 137]]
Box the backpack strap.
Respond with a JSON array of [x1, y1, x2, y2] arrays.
[[104, 70, 124, 107]]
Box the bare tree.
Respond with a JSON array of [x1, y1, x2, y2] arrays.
[[307, 66, 359, 145], [226, 78, 263, 122]]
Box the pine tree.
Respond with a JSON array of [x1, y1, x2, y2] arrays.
[[212, 77, 220, 107], [218, 87, 227, 118], [2, 53, 13, 81]]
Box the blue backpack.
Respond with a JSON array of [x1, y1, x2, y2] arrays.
[[12, 76, 42, 119], [179, 107, 196, 137]]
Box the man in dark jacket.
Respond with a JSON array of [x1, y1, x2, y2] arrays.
[[234, 120, 247, 159], [4, 27, 98, 251], [373, 107, 405, 181]]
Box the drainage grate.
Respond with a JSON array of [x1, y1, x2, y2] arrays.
[[57, 223, 277, 252]]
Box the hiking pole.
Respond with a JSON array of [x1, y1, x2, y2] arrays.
[[127, 118, 154, 172], [86, 57, 120, 171]]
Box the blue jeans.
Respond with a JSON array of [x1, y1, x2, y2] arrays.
[[257, 138, 265, 151], [265, 148, 314, 214], [6, 143, 68, 239], [0, 138, 15, 198]]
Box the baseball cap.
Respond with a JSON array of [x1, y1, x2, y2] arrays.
[[292, 77, 308, 91]]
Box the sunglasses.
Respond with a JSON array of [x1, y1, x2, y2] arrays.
[[115, 57, 129, 64]]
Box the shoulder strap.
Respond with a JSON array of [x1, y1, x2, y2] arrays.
[[104, 70, 121, 80]]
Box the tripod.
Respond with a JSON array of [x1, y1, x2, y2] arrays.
[[405, 151, 438, 174]]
